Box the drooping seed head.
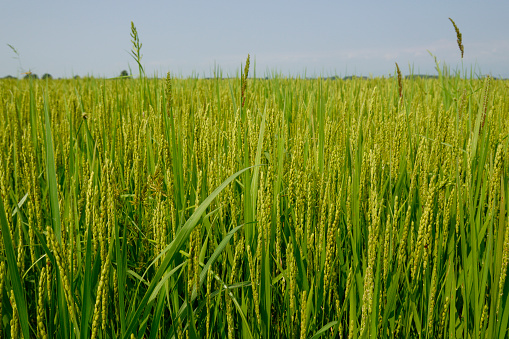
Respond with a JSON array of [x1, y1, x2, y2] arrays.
[[449, 18, 464, 58]]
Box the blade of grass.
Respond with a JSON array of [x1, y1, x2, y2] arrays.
[[310, 321, 338, 339], [43, 91, 61, 242], [123, 166, 253, 339], [249, 106, 267, 246], [0, 196, 30, 339]]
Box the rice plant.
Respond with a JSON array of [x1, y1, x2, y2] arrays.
[[0, 22, 508, 339]]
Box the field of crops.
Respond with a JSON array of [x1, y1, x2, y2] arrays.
[[0, 66, 508, 338]]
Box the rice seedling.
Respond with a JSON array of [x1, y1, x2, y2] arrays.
[[0, 20, 508, 338]]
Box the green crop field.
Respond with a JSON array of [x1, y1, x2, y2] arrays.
[[1, 23, 509, 339]]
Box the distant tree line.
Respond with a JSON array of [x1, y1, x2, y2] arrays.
[[2, 71, 130, 79], [2, 72, 503, 80]]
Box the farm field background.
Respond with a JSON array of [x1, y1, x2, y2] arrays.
[[0, 67, 509, 338]]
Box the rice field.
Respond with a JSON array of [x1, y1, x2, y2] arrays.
[[0, 61, 509, 338]]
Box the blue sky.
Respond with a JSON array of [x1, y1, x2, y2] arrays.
[[1, 1, 508, 78]]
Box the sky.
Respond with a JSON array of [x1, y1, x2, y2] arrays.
[[1, 1, 508, 79]]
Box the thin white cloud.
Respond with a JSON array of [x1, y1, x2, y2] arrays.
[[250, 37, 508, 65]]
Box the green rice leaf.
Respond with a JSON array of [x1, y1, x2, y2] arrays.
[[0, 197, 30, 339], [123, 166, 252, 338], [43, 91, 61, 242]]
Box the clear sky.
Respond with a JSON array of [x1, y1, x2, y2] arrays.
[[1, 1, 508, 79]]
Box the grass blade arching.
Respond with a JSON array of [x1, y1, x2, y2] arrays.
[[123, 166, 253, 338]]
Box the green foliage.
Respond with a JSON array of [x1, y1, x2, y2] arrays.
[[23, 73, 38, 79], [0, 56, 508, 338]]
